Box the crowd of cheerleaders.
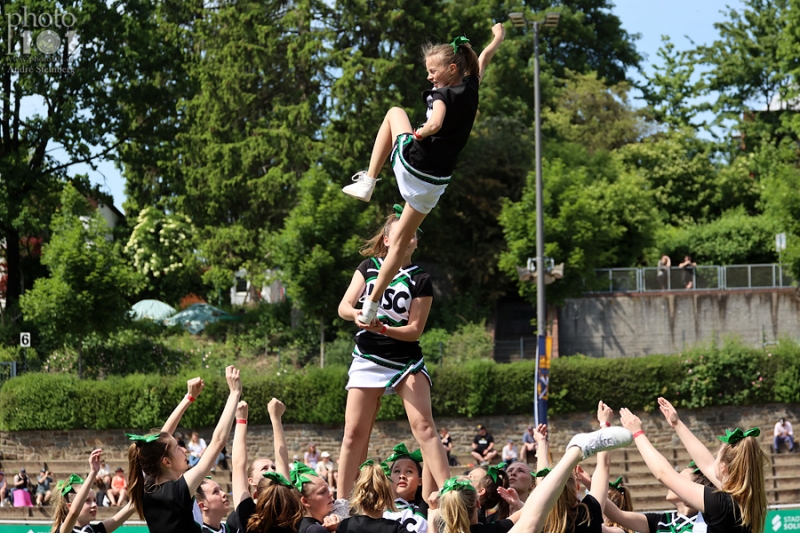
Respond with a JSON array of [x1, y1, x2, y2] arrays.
[[51, 25, 767, 533], [50, 372, 768, 533]]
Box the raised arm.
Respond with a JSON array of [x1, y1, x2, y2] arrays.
[[269, 398, 290, 479], [101, 501, 137, 532], [232, 401, 250, 506], [534, 424, 549, 471], [162, 377, 205, 435], [184, 366, 241, 492], [62, 449, 102, 533], [422, 461, 437, 504], [477, 23, 505, 82], [602, 498, 649, 533], [657, 397, 721, 488], [589, 402, 613, 505], [620, 408, 706, 512]]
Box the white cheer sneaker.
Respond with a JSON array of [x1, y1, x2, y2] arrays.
[[342, 171, 377, 202], [357, 300, 379, 325], [566, 427, 633, 460]]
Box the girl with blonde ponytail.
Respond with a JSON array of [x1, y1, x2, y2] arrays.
[[337, 462, 403, 533], [621, 397, 768, 533], [51, 449, 135, 533]]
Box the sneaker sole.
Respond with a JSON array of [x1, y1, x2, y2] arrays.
[[341, 187, 372, 202]]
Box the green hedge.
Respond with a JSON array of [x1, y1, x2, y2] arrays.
[[2, 340, 800, 430]]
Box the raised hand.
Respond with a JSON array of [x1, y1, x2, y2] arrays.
[[226, 366, 241, 394], [497, 486, 523, 511], [619, 408, 643, 433], [89, 449, 103, 473], [267, 398, 285, 419], [323, 515, 341, 531], [236, 401, 248, 420], [187, 377, 205, 399], [533, 423, 548, 444], [574, 465, 592, 489], [427, 490, 441, 510], [657, 397, 680, 428], [597, 400, 613, 426], [491, 22, 505, 41]]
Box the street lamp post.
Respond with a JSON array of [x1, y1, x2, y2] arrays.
[[509, 11, 560, 427]]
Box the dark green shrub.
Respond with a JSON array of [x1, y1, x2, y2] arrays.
[[3, 339, 800, 430]]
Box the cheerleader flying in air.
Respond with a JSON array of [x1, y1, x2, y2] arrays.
[[342, 23, 505, 326]]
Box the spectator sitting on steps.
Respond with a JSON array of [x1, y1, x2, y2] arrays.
[[521, 425, 536, 463], [440, 427, 457, 467], [108, 467, 128, 506], [35, 468, 53, 507], [315, 451, 338, 493], [774, 417, 795, 453], [502, 439, 518, 463], [471, 424, 497, 466], [0, 471, 7, 506], [13, 468, 29, 496]]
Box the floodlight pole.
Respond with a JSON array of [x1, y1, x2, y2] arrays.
[[533, 20, 545, 359], [510, 11, 559, 427]]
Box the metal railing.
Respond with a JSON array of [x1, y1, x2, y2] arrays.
[[586, 264, 796, 294]]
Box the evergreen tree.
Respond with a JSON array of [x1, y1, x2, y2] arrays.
[[177, 0, 330, 291]]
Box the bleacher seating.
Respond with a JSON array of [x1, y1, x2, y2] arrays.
[[1, 437, 798, 519]]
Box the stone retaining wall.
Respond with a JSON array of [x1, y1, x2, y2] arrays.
[[2, 404, 796, 464]]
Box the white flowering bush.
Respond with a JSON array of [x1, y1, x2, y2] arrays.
[[125, 207, 202, 301]]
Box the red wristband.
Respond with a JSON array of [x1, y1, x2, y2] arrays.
[[186, 394, 196, 403], [380, 324, 388, 335], [600, 421, 610, 428], [413, 130, 423, 141], [236, 419, 247, 425], [632, 430, 645, 439]]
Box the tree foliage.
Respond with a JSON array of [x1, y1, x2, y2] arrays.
[[19, 185, 139, 376], [0, 0, 184, 314], [499, 153, 658, 304]]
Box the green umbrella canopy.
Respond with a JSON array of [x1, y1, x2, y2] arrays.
[[163, 303, 239, 334]]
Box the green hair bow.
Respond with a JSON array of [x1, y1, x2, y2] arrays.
[[439, 476, 476, 496], [263, 471, 293, 488], [450, 36, 470, 54], [533, 468, 551, 478], [608, 476, 624, 490], [386, 443, 423, 464], [717, 427, 760, 446], [360, 459, 391, 477], [289, 461, 318, 490], [486, 462, 507, 483], [687, 461, 701, 474], [126, 433, 160, 445], [55, 474, 84, 496]]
